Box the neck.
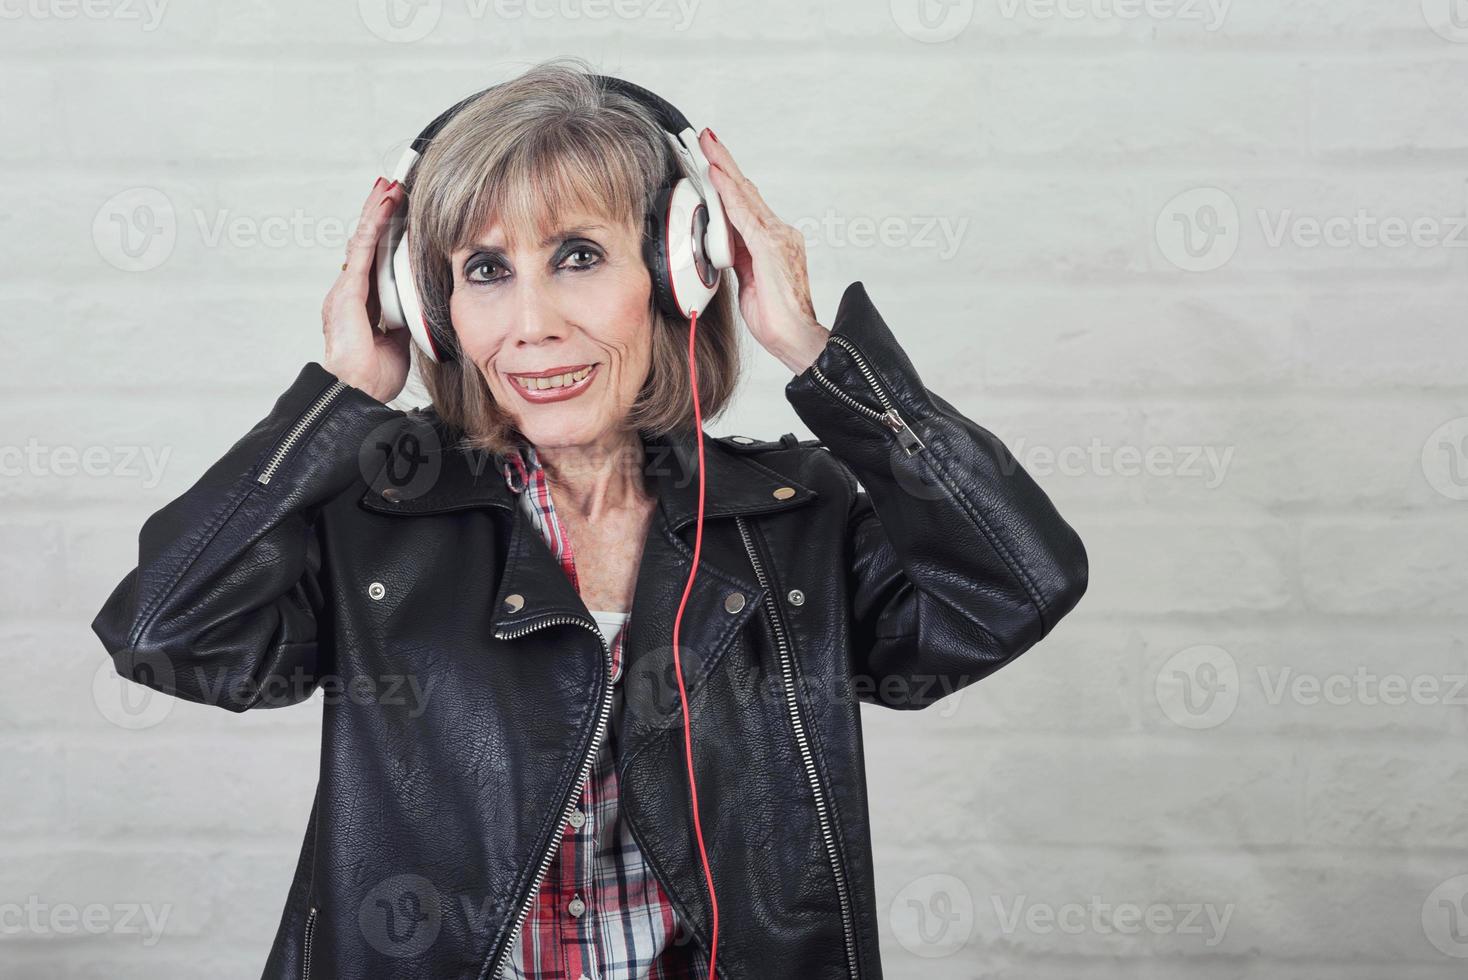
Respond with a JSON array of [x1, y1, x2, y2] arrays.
[[532, 429, 652, 523]]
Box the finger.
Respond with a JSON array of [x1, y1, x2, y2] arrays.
[[708, 163, 773, 245], [344, 185, 400, 288], [700, 130, 779, 226]]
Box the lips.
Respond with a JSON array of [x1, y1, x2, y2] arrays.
[[507, 362, 599, 403]]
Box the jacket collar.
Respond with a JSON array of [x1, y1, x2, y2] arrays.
[[359, 412, 819, 534], [359, 411, 820, 756]]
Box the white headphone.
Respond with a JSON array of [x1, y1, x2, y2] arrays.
[[374, 75, 736, 364]]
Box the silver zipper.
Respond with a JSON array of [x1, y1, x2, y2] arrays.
[[487, 613, 613, 980], [301, 905, 318, 980], [735, 515, 860, 979], [808, 334, 925, 456], [257, 379, 348, 485]]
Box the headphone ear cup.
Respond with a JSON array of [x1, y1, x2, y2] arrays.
[[643, 183, 681, 320], [376, 206, 408, 333], [390, 222, 451, 364]]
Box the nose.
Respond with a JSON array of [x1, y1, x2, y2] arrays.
[[509, 276, 565, 346]]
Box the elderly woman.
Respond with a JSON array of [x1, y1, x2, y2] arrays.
[[92, 60, 1087, 980]]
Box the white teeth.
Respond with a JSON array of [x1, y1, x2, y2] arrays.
[[513, 365, 592, 391]]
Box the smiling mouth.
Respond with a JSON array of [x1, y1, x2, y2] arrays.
[[509, 364, 596, 391]]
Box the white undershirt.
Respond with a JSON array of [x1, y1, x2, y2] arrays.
[[588, 609, 629, 644]]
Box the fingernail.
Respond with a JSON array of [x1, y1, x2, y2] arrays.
[[373, 176, 387, 190], [386, 180, 400, 191], [707, 128, 719, 144]]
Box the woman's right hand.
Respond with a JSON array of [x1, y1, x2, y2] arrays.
[[322, 177, 412, 404]]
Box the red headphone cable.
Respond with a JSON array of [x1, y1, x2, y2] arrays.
[[671, 307, 719, 980]]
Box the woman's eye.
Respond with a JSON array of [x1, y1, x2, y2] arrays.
[[466, 257, 505, 284], [561, 246, 601, 271]]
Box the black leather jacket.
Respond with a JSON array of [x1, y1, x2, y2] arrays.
[[92, 281, 1087, 980]]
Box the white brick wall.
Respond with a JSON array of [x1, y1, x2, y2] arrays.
[[5, 1, 1468, 976]]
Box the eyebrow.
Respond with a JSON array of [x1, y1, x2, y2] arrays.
[[470, 224, 609, 252]]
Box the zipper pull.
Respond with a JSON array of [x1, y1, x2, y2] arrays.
[[882, 408, 926, 456]]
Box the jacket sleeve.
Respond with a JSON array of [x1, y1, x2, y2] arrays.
[[90, 363, 406, 712], [785, 282, 1088, 710]]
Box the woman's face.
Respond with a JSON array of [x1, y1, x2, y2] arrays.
[[448, 208, 656, 452]]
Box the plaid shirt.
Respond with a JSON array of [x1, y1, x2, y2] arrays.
[[502, 443, 712, 980]]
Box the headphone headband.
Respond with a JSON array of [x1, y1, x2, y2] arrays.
[[409, 74, 693, 159]]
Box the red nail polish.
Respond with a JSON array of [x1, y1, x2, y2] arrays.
[[386, 180, 399, 191], [707, 128, 719, 144], [373, 176, 387, 190]]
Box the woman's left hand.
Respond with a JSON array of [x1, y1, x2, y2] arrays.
[[698, 127, 831, 376]]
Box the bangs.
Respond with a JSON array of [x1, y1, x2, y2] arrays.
[[443, 121, 663, 256]]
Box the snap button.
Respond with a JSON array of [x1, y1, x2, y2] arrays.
[[772, 486, 795, 500], [504, 594, 525, 613], [724, 592, 745, 614], [787, 589, 804, 606], [380, 486, 402, 502], [568, 895, 585, 917], [368, 582, 386, 601]]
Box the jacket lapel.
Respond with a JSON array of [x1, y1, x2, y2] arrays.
[[358, 416, 820, 749]]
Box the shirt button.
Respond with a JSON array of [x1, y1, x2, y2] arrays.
[[568, 809, 587, 829], [568, 895, 586, 917]]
